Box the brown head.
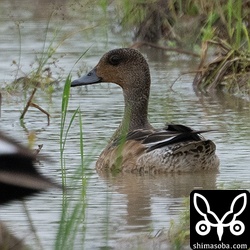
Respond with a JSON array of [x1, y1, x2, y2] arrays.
[[71, 48, 153, 133], [71, 48, 151, 91]]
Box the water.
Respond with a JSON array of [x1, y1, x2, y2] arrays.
[[0, 1, 250, 249]]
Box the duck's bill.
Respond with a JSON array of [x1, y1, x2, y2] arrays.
[[71, 68, 102, 87]]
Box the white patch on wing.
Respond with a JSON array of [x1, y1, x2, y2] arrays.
[[144, 136, 175, 148], [0, 140, 19, 155]]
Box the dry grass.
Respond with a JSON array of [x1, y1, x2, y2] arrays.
[[193, 39, 250, 96]]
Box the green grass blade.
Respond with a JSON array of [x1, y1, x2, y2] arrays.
[[56, 74, 89, 250]]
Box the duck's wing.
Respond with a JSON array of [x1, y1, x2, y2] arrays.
[[145, 125, 212, 152], [97, 124, 217, 172], [114, 124, 211, 152], [0, 132, 60, 205]]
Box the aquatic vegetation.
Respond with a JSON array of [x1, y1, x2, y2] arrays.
[[99, 0, 250, 97], [168, 198, 190, 249], [5, 13, 63, 123], [55, 76, 88, 250], [3, 10, 91, 123], [194, 0, 250, 95], [193, 39, 250, 96]]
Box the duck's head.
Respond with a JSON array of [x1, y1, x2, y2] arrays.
[[71, 48, 151, 91]]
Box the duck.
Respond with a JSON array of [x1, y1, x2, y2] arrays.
[[0, 132, 59, 205], [71, 48, 219, 173]]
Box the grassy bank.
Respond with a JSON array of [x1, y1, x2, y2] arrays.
[[103, 0, 250, 96]]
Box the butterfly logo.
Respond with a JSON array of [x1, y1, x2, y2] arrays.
[[193, 193, 247, 241]]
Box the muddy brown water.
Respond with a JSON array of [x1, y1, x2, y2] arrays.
[[0, 1, 249, 249]]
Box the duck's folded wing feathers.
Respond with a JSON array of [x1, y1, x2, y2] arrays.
[[145, 130, 209, 152], [113, 124, 213, 153], [164, 124, 194, 132]]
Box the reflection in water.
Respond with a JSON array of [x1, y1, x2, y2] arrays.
[[99, 172, 217, 232], [194, 87, 250, 115]]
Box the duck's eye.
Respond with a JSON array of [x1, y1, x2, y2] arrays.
[[109, 55, 122, 66]]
